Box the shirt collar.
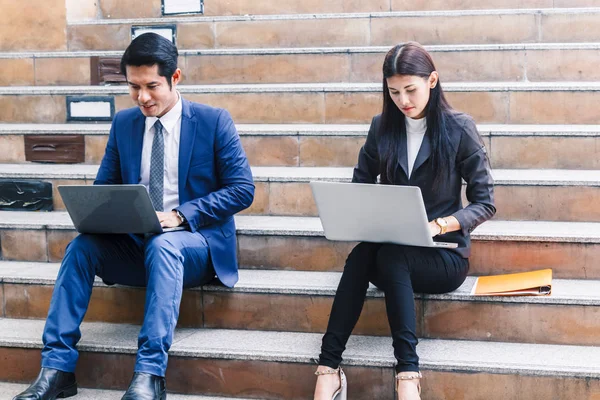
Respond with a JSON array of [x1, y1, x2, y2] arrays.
[[405, 115, 427, 133], [145, 91, 182, 135]]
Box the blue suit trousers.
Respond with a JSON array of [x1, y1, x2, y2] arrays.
[[41, 230, 213, 377]]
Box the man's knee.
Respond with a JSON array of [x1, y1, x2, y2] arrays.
[[66, 234, 95, 254], [61, 234, 102, 274], [144, 235, 183, 265]]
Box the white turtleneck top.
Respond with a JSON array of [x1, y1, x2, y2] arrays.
[[405, 116, 427, 178]]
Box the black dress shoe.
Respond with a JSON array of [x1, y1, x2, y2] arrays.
[[13, 367, 77, 400], [121, 372, 166, 400]]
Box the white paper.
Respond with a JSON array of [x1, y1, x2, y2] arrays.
[[70, 101, 112, 118], [132, 28, 174, 42], [163, 0, 202, 14]]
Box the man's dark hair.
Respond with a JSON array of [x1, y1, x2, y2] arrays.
[[120, 33, 179, 89]]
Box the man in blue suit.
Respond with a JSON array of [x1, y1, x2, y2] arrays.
[[14, 33, 254, 400]]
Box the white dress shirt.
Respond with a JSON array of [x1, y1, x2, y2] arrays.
[[405, 116, 427, 178], [140, 93, 182, 212]]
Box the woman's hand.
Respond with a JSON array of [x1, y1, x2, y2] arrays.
[[428, 220, 441, 237]]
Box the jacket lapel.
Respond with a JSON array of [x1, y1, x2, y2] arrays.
[[411, 134, 432, 177], [398, 131, 409, 178], [178, 99, 197, 196], [129, 111, 145, 184]]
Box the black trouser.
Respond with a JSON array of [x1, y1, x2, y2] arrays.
[[318, 242, 469, 373]]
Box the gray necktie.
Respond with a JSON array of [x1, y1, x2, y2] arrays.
[[149, 120, 164, 211]]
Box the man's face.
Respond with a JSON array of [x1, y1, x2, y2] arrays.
[[126, 64, 181, 118]]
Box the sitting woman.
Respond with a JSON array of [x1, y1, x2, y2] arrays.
[[313, 42, 495, 400]]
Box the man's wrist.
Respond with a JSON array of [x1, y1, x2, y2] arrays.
[[174, 210, 186, 225]]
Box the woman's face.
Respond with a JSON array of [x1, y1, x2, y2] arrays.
[[386, 73, 438, 119]]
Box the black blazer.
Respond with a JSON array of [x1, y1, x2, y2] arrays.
[[353, 111, 495, 258]]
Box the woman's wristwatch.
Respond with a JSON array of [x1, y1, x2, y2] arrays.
[[434, 217, 448, 235]]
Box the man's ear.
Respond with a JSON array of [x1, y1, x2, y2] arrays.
[[171, 68, 182, 87], [429, 71, 439, 89]]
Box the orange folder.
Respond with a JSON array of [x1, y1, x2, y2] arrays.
[[472, 269, 552, 296]]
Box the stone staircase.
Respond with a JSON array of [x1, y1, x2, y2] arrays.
[[1, 0, 600, 399]]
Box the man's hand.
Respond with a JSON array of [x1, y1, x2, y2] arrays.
[[428, 220, 441, 237], [157, 211, 182, 228]]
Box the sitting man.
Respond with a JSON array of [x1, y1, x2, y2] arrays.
[[14, 32, 254, 400]]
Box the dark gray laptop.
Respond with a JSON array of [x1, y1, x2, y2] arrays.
[[58, 184, 184, 234], [310, 181, 458, 248]]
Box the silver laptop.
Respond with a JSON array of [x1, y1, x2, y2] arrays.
[[58, 184, 184, 234], [310, 181, 458, 248]]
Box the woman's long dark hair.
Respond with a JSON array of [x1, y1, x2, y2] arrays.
[[379, 42, 453, 187]]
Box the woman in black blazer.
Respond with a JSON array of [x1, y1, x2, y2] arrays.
[[313, 42, 495, 400]]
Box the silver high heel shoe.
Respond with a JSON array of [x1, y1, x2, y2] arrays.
[[315, 367, 347, 400]]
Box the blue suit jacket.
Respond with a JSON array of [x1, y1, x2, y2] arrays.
[[95, 98, 255, 287]]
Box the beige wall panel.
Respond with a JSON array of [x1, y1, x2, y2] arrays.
[[470, 241, 600, 279], [1, 230, 47, 262], [241, 136, 299, 166], [299, 136, 364, 167], [184, 54, 351, 84], [494, 186, 600, 222], [35, 58, 91, 86], [371, 14, 537, 45], [268, 183, 316, 216], [216, 19, 370, 48], [238, 236, 355, 271], [424, 301, 600, 345], [446, 92, 509, 123], [184, 93, 325, 123], [509, 92, 599, 124], [425, 371, 598, 400], [0, 59, 35, 86], [434, 50, 525, 82], [176, 23, 216, 49], [85, 136, 109, 164], [47, 230, 78, 262], [100, 0, 162, 19], [527, 49, 600, 81], [324, 92, 382, 123], [541, 13, 600, 42], [0, 96, 67, 123], [491, 136, 600, 170], [0, 136, 26, 163], [67, 24, 131, 51], [204, 0, 390, 15], [0, 0, 67, 51], [66, 0, 97, 21], [240, 182, 269, 215], [392, 0, 551, 10]]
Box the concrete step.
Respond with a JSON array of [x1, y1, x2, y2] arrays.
[[1, 261, 598, 346], [1, 382, 252, 400], [2, 164, 600, 222], [1, 82, 600, 124], [63, 8, 600, 51], [0, 318, 598, 399], [2, 123, 600, 170], [0, 212, 598, 279], [72, 0, 599, 20], [5, 43, 600, 86]]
